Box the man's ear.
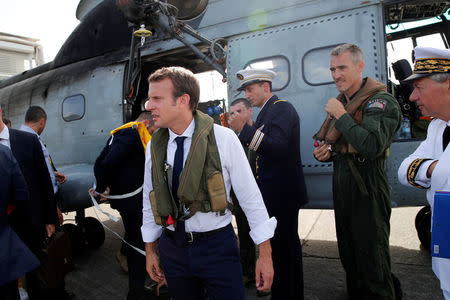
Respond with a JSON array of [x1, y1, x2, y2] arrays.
[[39, 118, 46, 128], [357, 60, 365, 73], [179, 93, 191, 108], [446, 76, 450, 91]]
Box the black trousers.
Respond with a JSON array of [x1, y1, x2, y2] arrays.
[[270, 209, 304, 300], [118, 207, 146, 299], [0, 280, 20, 300]]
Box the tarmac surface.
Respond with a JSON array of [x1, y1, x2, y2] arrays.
[[63, 206, 443, 300]]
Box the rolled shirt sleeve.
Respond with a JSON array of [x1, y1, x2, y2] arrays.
[[141, 140, 163, 243], [219, 126, 276, 245]]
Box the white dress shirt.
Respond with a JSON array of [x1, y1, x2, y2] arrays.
[[20, 124, 57, 193], [398, 118, 450, 292], [141, 118, 276, 245], [0, 126, 10, 148]]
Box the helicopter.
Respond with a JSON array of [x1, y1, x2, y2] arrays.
[[0, 0, 448, 252]]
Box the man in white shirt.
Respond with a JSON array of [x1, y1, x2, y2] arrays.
[[398, 46, 450, 300], [141, 66, 276, 300]]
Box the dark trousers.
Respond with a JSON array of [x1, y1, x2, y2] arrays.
[[8, 213, 54, 300], [0, 280, 20, 300], [233, 197, 256, 280], [158, 223, 245, 300], [118, 208, 146, 299], [271, 209, 304, 300]]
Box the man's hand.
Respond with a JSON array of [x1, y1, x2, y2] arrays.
[[427, 160, 438, 178], [228, 110, 247, 133], [313, 141, 332, 162], [255, 240, 274, 291], [145, 242, 165, 284], [55, 171, 67, 184], [46, 224, 55, 237], [325, 98, 346, 119], [156, 278, 168, 296], [101, 187, 110, 202], [89, 187, 109, 202], [57, 206, 64, 225]]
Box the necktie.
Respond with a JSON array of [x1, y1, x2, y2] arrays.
[[172, 136, 187, 246], [172, 136, 186, 202], [443, 125, 450, 151]]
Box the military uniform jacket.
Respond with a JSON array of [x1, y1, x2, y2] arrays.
[[238, 95, 308, 214], [0, 144, 40, 285], [94, 128, 145, 211], [398, 118, 450, 291]]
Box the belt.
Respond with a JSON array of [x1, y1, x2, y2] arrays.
[[163, 223, 231, 243]]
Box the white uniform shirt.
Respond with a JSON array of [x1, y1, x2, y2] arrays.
[[398, 118, 450, 292], [141, 118, 277, 245], [20, 125, 57, 193], [0, 126, 10, 148]]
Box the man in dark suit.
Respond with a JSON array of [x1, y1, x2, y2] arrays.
[[0, 108, 58, 299], [229, 69, 308, 300], [0, 144, 40, 300], [91, 111, 154, 300]]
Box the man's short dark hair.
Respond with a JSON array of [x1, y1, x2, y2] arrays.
[[25, 106, 47, 123], [148, 66, 200, 111], [230, 98, 251, 109], [2, 118, 11, 127], [136, 111, 154, 126]]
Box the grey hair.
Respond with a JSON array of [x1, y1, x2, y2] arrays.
[[429, 73, 450, 83], [331, 43, 364, 64]]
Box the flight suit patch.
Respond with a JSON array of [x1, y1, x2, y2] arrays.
[[367, 99, 386, 110]]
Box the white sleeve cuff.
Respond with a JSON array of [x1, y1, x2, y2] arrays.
[[141, 221, 163, 243], [415, 160, 436, 187], [249, 216, 277, 245]]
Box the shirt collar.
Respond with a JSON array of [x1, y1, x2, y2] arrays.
[[168, 117, 195, 144], [260, 95, 274, 110], [20, 124, 39, 137], [0, 125, 9, 140]]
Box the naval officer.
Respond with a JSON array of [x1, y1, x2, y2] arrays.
[[229, 68, 308, 299], [398, 46, 450, 300]]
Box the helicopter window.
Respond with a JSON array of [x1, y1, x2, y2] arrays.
[[244, 56, 289, 91], [62, 94, 85, 122], [302, 46, 336, 86]]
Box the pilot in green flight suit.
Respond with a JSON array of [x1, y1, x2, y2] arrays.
[[314, 44, 401, 299]]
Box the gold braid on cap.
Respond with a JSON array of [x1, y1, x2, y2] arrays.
[[414, 58, 450, 74], [406, 158, 432, 189]]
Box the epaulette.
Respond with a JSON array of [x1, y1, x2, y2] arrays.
[[274, 100, 288, 104]]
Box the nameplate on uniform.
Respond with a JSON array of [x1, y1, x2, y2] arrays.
[[431, 191, 450, 258]]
